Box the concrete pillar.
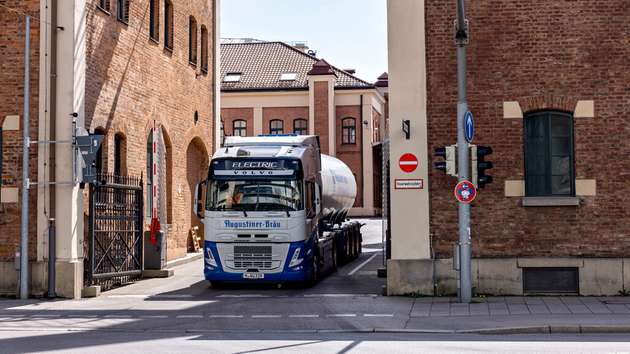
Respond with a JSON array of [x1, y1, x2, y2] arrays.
[[361, 96, 374, 213], [387, 0, 431, 260], [54, 0, 86, 299], [253, 106, 263, 135]]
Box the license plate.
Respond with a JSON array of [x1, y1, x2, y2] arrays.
[[243, 272, 264, 280]]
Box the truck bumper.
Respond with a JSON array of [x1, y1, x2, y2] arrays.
[[203, 240, 313, 283]]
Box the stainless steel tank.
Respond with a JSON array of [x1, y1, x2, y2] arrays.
[[320, 154, 357, 219]]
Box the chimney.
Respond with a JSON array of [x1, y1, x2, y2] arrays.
[[293, 41, 309, 52]]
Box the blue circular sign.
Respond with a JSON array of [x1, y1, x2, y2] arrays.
[[464, 111, 474, 143]]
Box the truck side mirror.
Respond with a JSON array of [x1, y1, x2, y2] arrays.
[[194, 180, 207, 219]]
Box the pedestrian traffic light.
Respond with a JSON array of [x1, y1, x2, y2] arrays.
[[471, 145, 493, 188], [434, 145, 457, 177]]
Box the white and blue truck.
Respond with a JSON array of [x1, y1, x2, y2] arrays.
[[194, 135, 362, 285]]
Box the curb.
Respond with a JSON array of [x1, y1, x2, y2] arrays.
[[166, 252, 203, 268]]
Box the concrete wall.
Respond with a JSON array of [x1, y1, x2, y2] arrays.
[[387, 257, 630, 296]]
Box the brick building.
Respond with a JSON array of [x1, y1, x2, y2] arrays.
[[0, 0, 219, 298], [220, 41, 387, 215], [386, 0, 630, 296]]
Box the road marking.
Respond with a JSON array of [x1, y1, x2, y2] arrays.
[[152, 294, 194, 299], [251, 315, 282, 319], [326, 314, 357, 318], [363, 313, 394, 318], [31, 314, 61, 318], [347, 252, 380, 276], [140, 315, 169, 319], [217, 294, 270, 298], [104, 315, 132, 319], [303, 294, 377, 298], [176, 315, 203, 319], [67, 314, 98, 318], [209, 315, 244, 318], [107, 294, 148, 299], [289, 314, 320, 318]]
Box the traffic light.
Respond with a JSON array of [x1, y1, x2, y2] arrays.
[[471, 145, 493, 188], [434, 145, 457, 177]]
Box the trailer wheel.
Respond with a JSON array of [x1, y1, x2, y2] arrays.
[[305, 256, 319, 287]]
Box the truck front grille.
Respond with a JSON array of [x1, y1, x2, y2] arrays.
[[233, 245, 273, 270]]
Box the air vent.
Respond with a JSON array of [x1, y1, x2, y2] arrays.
[[523, 267, 579, 294]]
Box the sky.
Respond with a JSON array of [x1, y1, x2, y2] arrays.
[[221, 0, 388, 83]]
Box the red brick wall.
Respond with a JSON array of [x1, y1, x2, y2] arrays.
[[86, 0, 215, 260], [313, 82, 329, 154], [262, 107, 308, 135], [0, 1, 40, 261], [336, 105, 363, 208], [426, 0, 630, 258], [221, 108, 253, 136]]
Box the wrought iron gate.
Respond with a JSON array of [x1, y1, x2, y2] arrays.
[[86, 174, 144, 290]]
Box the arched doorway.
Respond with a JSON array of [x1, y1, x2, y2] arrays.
[[186, 137, 209, 251]]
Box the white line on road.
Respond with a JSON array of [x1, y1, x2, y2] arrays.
[[152, 294, 194, 299], [288, 314, 320, 318], [31, 314, 61, 318], [363, 314, 394, 317], [251, 315, 282, 319], [326, 314, 357, 318], [176, 315, 203, 319], [107, 295, 148, 299], [139, 315, 169, 319], [347, 252, 380, 276], [217, 294, 271, 298], [67, 315, 98, 318], [303, 294, 377, 298], [209, 315, 244, 318], [104, 315, 132, 319]]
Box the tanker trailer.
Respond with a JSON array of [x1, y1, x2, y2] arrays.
[[194, 135, 363, 285]]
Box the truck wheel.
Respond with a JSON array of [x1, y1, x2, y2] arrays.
[[305, 256, 319, 287], [331, 244, 338, 272]]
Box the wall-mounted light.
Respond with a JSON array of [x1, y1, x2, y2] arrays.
[[402, 119, 410, 140]]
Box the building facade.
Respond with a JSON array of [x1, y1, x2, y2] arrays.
[[387, 0, 630, 296], [220, 41, 387, 216], [0, 0, 219, 298]]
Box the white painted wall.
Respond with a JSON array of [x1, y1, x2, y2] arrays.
[[387, 0, 431, 259]]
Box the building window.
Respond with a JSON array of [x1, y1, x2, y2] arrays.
[[94, 128, 106, 175], [220, 120, 225, 142], [97, 0, 111, 13], [280, 72, 297, 81], [233, 120, 247, 137], [164, 0, 174, 51], [189, 16, 198, 65], [116, 0, 130, 23], [270, 120, 284, 135], [223, 73, 241, 82], [342, 118, 356, 144], [149, 0, 159, 41], [524, 111, 575, 197], [200, 25, 208, 73], [113, 133, 126, 176], [293, 119, 307, 135]]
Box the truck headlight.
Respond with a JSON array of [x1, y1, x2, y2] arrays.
[[206, 248, 217, 268], [289, 248, 303, 268]]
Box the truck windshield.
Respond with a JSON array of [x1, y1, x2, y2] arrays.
[[207, 179, 303, 212]]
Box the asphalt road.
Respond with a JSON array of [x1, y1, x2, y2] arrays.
[[2, 219, 630, 353], [2, 330, 630, 354]]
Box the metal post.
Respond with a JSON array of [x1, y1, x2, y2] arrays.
[[20, 16, 31, 300], [47, 219, 56, 298], [455, 1, 472, 303]]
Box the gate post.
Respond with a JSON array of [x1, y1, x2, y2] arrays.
[[88, 182, 95, 286]]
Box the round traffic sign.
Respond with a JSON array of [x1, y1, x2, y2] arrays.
[[454, 180, 477, 204], [399, 153, 419, 173]]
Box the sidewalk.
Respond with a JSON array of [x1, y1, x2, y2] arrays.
[[401, 296, 630, 334]]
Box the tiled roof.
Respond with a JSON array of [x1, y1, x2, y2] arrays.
[[221, 42, 374, 91]]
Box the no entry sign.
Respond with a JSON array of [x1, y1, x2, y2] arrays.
[[399, 153, 418, 173], [454, 180, 477, 204]]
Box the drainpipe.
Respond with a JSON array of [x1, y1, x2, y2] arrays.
[[19, 15, 31, 300], [359, 95, 364, 207], [47, 0, 58, 298]]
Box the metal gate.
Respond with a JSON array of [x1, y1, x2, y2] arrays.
[[86, 174, 144, 290]]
